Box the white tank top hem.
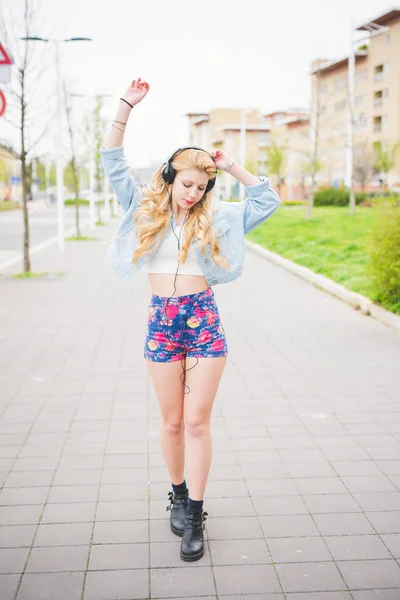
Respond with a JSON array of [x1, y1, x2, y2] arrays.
[[147, 224, 204, 276]]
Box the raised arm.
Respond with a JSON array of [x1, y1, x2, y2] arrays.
[[210, 148, 281, 234], [101, 78, 150, 212]]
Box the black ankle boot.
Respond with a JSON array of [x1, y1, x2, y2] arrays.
[[180, 510, 208, 562], [166, 488, 188, 537]]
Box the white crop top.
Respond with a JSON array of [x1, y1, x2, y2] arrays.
[[147, 224, 204, 276]]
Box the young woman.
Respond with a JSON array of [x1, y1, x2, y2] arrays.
[[101, 78, 281, 562]]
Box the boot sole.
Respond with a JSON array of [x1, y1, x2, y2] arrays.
[[180, 547, 205, 562]]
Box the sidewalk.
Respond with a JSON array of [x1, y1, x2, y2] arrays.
[[1, 221, 400, 600]]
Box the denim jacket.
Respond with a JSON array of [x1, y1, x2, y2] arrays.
[[100, 145, 281, 286]]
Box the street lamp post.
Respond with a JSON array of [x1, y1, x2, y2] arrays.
[[21, 36, 92, 249]]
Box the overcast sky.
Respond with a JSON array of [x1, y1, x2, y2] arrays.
[[1, 0, 396, 168]]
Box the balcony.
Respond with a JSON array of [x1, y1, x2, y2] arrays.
[[373, 98, 383, 108], [373, 123, 382, 133]]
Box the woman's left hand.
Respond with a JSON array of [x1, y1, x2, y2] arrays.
[[210, 149, 233, 171]]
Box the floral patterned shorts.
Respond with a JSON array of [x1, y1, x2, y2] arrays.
[[144, 287, 228, 363]]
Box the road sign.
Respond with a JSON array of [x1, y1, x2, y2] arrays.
[[0, 44, 12, 83], [0, 90, 6, 116], [0, 44, 12, 64]]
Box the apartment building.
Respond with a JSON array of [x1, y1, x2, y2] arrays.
[[311, 8, 400, 189]]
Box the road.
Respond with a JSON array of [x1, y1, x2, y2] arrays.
[[0, 203, 90, 264]]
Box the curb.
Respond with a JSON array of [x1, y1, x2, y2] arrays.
[[245, 239, 400, 334]]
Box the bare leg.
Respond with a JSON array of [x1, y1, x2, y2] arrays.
[[145, 359, 185, 484], [183, 356, 227, 500]]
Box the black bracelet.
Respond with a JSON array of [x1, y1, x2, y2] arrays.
[[120, 97, 134, 109]]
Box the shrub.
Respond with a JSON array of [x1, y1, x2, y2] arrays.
[[313, 187, 366, 206], [367, 199, 400, 311]]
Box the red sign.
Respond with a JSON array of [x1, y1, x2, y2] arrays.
[[0, 91, 6, 116], [0, 44, 12, 65]]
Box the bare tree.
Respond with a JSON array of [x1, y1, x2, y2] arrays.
[[306, 66, 324, 220], [0, 0, 54, 272], [353, 143, 372, 191]]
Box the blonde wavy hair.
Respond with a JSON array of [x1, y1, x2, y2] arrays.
[[132, 148, 229, 269]]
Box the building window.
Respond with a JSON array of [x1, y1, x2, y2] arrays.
[[375, 63, 389, 82], [373, 116, 382, 133], [386, 34, 391, 45], [373, 90, 383, 108], [334, 99, 346, 111]]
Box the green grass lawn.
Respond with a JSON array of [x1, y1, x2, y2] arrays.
[[246, 205, 388, 310]]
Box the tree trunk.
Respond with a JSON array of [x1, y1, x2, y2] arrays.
[[20, 64, 30, 273], [21, 154, 30, 272]]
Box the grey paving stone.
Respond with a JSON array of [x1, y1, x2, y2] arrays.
[[52, 469, 102, 486], [83, 569, 149, 600], [202, 496, 256, 518], [267, 536, 331, 563], [41, 502, 96, 524], [209, 538, 271, 565], [34, 522, 93, 547], [16, 572, 85, 600], [214, 564, 281, 595], [314, 512, 375, 535], [150, 566, 215, 597], [26, 545, 90, 572], [241, 463, 291, 480], [337, 559, 400, 589], [92, 520, 149, 544], [0, 547, 30, 574], [0, 505, 43, 526], [381, 534, 400, 558], [206, 516, 264, 540], [0, 574, 21, 600], [366, 511, 400, 533], [0, 487, 49, 506], [88, 542, 149, 570], [351, 590, 400, 599], [253, 495, 308, 516], [95, 500, 148, 521], [325, 534, 392, 560], [286, 462, 337, 478], [259, 515, 320, 538], [353, 492, 400, 512], [0, 525, 36, 548], [276, 561, 347, 593], [246, 478, 299, 496], [302, 493, 362, 514], [293, 477, 348, 495], [3, 471, 55, 488], [98, 482, 149, 502]]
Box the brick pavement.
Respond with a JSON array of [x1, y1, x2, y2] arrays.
[[1, 220, 400, 599]]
